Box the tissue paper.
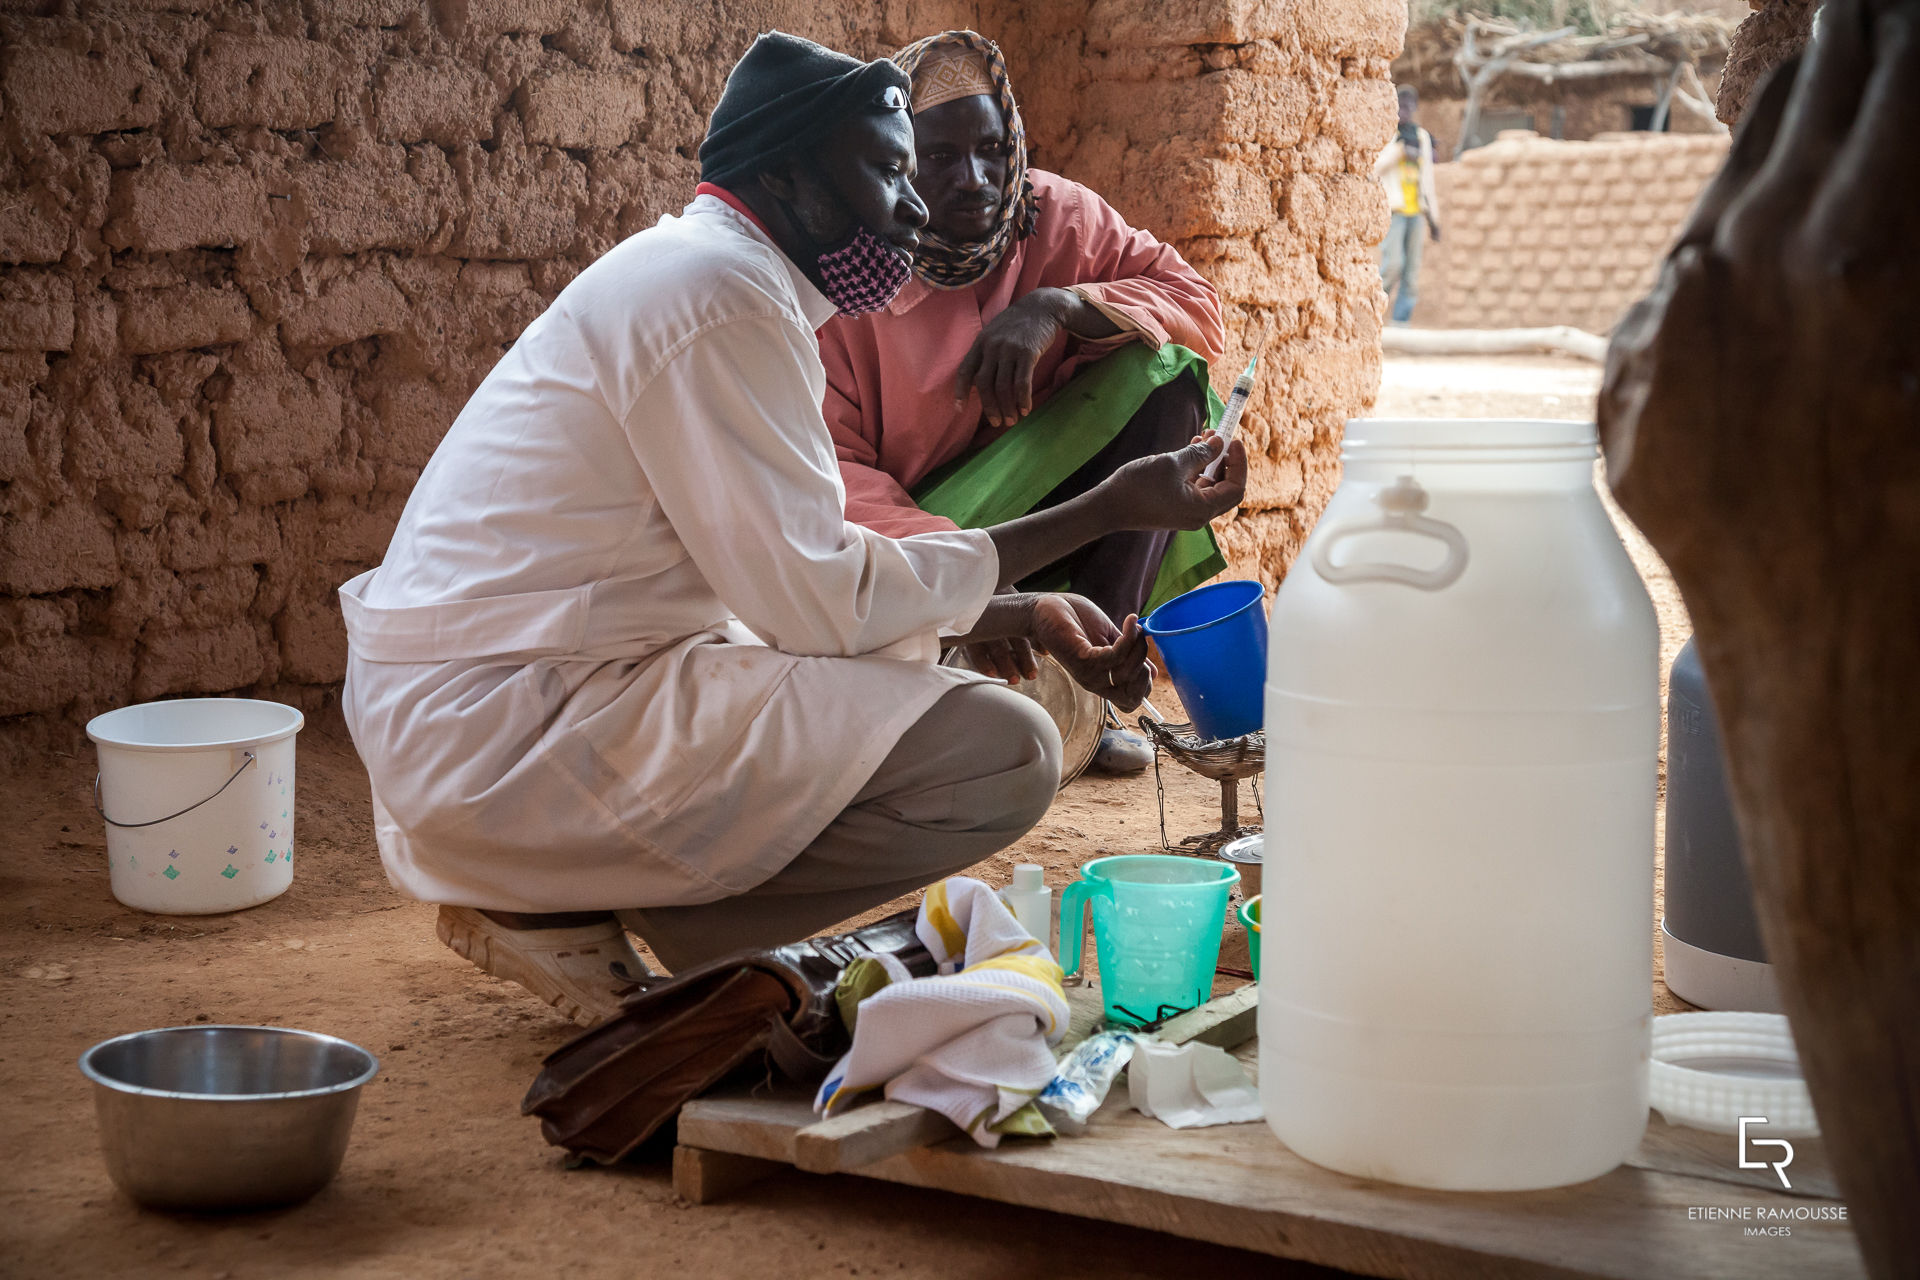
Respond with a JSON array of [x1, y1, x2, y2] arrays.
[[1127, 1039, 1263, 1129]]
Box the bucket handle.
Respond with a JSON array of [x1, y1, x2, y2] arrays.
[[95, 751, 257, 829], [1311, 475, 1468, 591]]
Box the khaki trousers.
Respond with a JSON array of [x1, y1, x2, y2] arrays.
[[619, 681, 1061, 970]]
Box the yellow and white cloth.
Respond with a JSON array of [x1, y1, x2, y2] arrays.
[[814, 877, 1069, 1147]]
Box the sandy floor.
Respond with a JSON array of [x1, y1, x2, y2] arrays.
[[0, 354, 1691, 1279]]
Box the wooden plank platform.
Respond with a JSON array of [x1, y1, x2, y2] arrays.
[[673, 988, 1862, 1280]]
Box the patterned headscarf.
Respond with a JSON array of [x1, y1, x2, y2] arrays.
[[892, 30, 1036, 290]]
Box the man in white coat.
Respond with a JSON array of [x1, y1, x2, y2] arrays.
[[340, 32, 1247, 1026]]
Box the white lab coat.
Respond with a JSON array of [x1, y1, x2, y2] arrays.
[[340, 194, 999, 912]]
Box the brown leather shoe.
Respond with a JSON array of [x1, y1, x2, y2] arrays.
[[436, 906, 648, 1027]]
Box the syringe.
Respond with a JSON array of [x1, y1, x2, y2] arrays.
[[1202, 355, 1258, 480]]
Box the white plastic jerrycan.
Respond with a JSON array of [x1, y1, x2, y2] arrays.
[[1260, 419, 1659, 1191]]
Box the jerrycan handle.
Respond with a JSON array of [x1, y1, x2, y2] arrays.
[[1058, 878, 1111, 978], [1311, 474, 1469, 591]]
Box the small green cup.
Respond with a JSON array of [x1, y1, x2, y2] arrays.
[[1238, 894, 1262, 983], [1060, 854, 1239, 1027]]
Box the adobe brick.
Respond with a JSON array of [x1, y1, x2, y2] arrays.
[[195, 35, 348, 131], [133, 620, 264, 700], [332, 0, 419, 22], [300, 150, 452, 254], [280, 270, 410, 348], [453, 154, 589, 259], [0, 272, 75, 351], [2, 46, 159, 136], [466, 0, 572, 34], [523, 70, 648, 149], [369, 378, 459, 466], [211, 368, 344, 476], [0, 624, 124, 719], [161, 507, 282, 572], [119, 284, 254, 355], [1, 500, 119, 594], [106, 165, 266, 253], [374, 62, 498, 145], [0, 191, 68, 264], [277, 586, 349, 684]]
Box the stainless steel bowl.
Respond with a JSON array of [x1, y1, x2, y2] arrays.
[[79, 1025, 378, 1210], [943, 648, 1104, 787], [1218, 832, 1263, 900]]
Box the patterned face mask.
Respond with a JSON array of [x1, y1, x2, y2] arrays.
[[810, 218, 914, 316], [775, 166, 915, 316]]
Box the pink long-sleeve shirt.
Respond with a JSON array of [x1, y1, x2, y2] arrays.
[[819, 169, 1225, 539]]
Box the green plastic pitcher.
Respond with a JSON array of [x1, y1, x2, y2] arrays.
[[1060, 854, 1240, 1027]]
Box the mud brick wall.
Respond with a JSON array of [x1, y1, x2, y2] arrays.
[[1413, 133, 1728, 334], [1000, 0, 1403, 588], [1717, 0, 1813, 125], [0, 0, 1398, 742]]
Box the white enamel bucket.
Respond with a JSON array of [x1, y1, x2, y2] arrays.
[[87, 699, 305, 914]]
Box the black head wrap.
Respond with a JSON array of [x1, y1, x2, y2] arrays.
[[699, 32, 912, 191]]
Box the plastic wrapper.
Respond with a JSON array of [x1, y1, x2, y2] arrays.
[[1037, 1030, 1137, 1133]]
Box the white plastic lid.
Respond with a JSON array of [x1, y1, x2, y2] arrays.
[[1218, 833, 1263, 865], [1011, 864, 1045, 892], [1648, 1012, 1819, 1137]]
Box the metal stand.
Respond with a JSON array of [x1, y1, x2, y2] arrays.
[[1137, 713, 1264, 855]]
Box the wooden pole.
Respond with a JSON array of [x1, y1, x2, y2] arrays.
[[1454, 21, 1577, 152], [1649, 61, 1684, 132]]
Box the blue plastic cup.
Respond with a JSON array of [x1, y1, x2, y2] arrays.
[[1142, 579, 1268, 741], [1060, 854, 1240, 1027]]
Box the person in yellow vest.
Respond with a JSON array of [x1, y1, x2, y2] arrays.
[[1374, 86, 1442, 325]]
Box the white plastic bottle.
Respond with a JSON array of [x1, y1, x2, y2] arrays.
[[1260, 419, 1658, 1191], [1000, 864, 1054, 952]]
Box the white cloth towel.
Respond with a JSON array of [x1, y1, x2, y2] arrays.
[[814, 877, 1069, 1147]]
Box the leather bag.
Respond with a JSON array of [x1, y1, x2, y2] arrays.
[[521, 908, 935, 1162]]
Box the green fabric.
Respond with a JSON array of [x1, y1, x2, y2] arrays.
[[985, 1099, 1056, 1138], [910, 343, 1230, 615], [833, 956, 897, 1036]]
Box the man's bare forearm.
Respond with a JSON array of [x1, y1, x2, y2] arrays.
[[984, 489, 1113, 589], [947, 592, 1039, 646], [1050, 287, 1122, 340]]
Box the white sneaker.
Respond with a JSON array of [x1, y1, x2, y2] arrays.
[[436, 906, 647, 1027]]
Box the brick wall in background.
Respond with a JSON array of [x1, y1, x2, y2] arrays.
[[1, 0, 1400, 745], [1412, 132, 1728, 334], [1004, 0, 1404, 587]]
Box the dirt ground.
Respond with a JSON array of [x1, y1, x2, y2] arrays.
[[0, 354, 1692, 1279]]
